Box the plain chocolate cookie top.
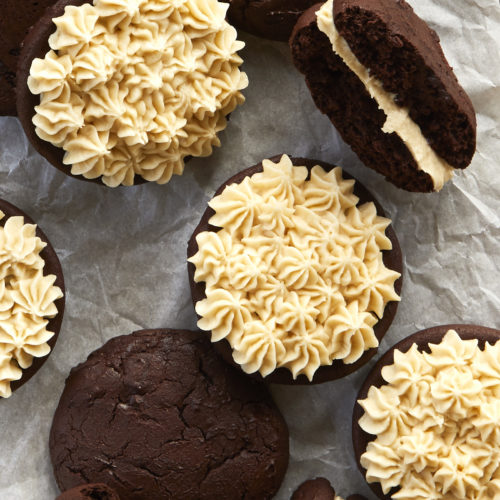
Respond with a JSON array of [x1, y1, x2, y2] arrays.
[[222, 0, 318, 41], [0, 0, 55, 115], [50, 329, 289, 500], [290, 0, 476, 192], [56, 483, 120, 500], [292, 477, 336, 500], [291, 477, 368, 500], [334, 0, 476, 170]]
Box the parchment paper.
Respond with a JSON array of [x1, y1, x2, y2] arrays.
[[0, 1, 499, 498]]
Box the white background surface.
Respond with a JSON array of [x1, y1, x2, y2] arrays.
[[0, 0, 500, 498]]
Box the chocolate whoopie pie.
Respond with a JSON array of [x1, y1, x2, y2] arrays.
[[221, 0, 318, 41], [353, 324, 500, 500], [0, 199, 65, 398], [50, 329, 289, 500], [291, 477, 368, 500], [0, 0, 56, 115], [188, 155, 402, 385], [17, 0, 247, 187], [56, 483, 120, 500], [290, 0, 476, 192]]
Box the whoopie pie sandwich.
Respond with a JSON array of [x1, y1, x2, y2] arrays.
[[0, 199, 64, 398], [50, 329, 289, 500], [17, 0, 248, 186], [353, 324, 500, 500], [290, 0, 476, 192], [188, 155, 402, 384]]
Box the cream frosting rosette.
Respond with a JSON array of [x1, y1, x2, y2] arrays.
[[0, 210, 63, 398], [27, 0, 248, 187], [358, 330, 500, 500], [189, 155, 401, 381]]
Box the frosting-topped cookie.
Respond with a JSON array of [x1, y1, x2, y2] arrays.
[[188, 155, 401, 381], [0, 208, 64, 398], [22, 0, 248, 186], [355, 327, 500, 500]]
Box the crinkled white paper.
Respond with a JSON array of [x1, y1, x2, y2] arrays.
[[0, 1, 499, 498]]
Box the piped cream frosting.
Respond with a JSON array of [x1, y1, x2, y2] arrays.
[[0, 211, 63, 398], [359, 330, 500, 499], [316, 0, 454, 192], [28, 0, 248, 187], [189, 155, 400, 380]]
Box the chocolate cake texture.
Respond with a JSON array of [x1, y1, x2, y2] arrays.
[[50, 329, 289, 500], [290, 0, 476, 192], [56, 483, 120, 500]]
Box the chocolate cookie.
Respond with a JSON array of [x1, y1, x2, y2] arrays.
[[222, 0, 318, 41], [0, 0, 56, 115], [50, 329, 289, 500], [0, 198, 65, 396], [352, 324, 500, 500], [292, 477, 336, 500], [187, 156, 403, 385], [291, 478, 368, 500], [290, 0, 476, 192], [56, 483, 120, 500]]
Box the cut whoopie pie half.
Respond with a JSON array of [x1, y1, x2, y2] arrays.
[[353, 324, 500, 500], [0, 199, 65, 398], [16, 0, 247, 187], [188, 155, 402, 385], [290, 0, 476, 193]]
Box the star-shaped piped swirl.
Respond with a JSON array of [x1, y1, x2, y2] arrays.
[[0, 211, 63, 398], [28, 0, 248, 186], [189, 155, 400, 380], [359, 330, 500, 499]]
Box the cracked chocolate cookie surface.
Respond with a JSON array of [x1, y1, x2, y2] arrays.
[[49, 329, 289, 500], [56, 483, 120, 500]]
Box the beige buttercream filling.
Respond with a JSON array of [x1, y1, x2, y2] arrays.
[[0, 211, 63, 398], [359, 330, 500, 500], [317, 0, 454, 192], [189, 155, 400, 381], [28, 0, 248, 187]]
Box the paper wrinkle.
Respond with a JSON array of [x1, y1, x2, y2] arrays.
[[0, 0, 499, 498]]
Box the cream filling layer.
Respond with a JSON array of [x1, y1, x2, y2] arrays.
[[0, 211, 63, 398], [358, 330, 500, 499], [189, 155, 400, 381], [316, 0, 454, 192]]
